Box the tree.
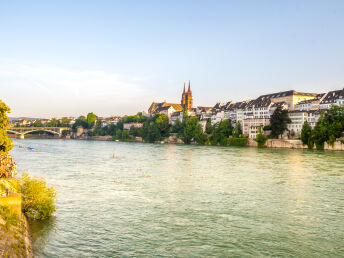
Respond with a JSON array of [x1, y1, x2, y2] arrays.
[[60, 117, 71, 127], [208, 119, 233, 146], [87, 112, 97, 128], [205, 118, 212, 134], [142, 113, 169, 142], [129, 126, 138, 136], [270, 107, 291, 138], [183, 117, 205, 144], [312, 105, 344, 150], [19, 172, 56, 220], [254, 126, 268, 148], [0, 100, 13, 153], [46, 118, 60, 127], [183, 106, 188, 121], [155, 113, 169, 136], [32, 120, 43, 127], [72, 116, 88, 132], [171, 118, 184, 135], [300, 121, 313, 149], [233, 121, 243, 137]]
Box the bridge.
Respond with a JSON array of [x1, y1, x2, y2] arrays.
[[7, 127, 70, 139]]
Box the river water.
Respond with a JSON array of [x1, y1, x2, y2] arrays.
[[10, 139, 344, 257]]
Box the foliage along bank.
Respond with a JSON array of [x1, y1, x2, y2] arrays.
[[0, 100, 57, 257]]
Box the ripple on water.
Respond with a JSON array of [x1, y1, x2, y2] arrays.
[[10, 139, 344, 257]]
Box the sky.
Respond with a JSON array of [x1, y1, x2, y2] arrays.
[[1, 0, 344, 118]]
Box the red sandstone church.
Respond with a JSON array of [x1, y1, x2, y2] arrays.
[[148, 81, 193, 117]]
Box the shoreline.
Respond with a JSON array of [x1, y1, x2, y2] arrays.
[[11, 135, 344, 151]]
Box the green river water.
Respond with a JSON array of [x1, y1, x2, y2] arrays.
[[11, 139, 344, 257]]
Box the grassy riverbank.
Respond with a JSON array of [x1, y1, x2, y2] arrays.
[[0, 205, 32, 257]]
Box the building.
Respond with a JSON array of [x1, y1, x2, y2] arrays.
[[123, 122, 144, 130], [181, 81, 193, 109], [242, 118, 270, 139], [319, 88, 344, 110], [196, 106, 213, 121], [287, 110, 322, 137], [148, 81, 193, 118], [294, 93, 325, 111]]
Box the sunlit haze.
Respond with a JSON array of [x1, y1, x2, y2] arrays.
[[1, 0, 344, 118]]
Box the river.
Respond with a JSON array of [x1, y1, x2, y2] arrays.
[[10, 139, 344, 257]]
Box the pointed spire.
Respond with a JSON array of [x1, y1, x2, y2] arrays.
[[188, 80, 191, 92], [183, 82, 185, 93]]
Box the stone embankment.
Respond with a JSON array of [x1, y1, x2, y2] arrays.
[[247, 139, 344, 151]]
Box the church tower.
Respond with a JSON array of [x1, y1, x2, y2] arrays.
[[181, 81, 193, 109], [181, 82, 186, 106]]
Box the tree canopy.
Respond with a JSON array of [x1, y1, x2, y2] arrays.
[[183, 116, 206, 144], [312, 105, 344, 149], [270, 107, 291, 138], [300, 121, 313, 149], [87, 112, 97, 128], [0, 100, 13, 153]]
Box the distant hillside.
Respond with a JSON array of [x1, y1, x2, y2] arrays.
[[9, 117, 40, 121]]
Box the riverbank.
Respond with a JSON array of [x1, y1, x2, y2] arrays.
[[247, 138, 344, 151], [0, 206, 32, 257], [11, 134, 344, 151]]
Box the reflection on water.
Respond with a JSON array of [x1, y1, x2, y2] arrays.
[[10, 139, 344, 257], [29, 216, 56, 255]]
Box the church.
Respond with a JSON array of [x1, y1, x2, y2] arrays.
[[148, 81, 193, 117]]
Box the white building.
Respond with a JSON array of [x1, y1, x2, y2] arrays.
[[242, 118, 270, 139], [320, 89, 344, 110]]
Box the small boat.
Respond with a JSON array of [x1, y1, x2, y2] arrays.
[[27, 146, 36, 150]]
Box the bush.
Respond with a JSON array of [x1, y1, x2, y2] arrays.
[[19, 172, 56, 220], [228, 137, 248, 147], [254, 127, 268, 148]]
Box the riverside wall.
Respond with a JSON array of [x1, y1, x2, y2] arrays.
[[247, 139, 344, 151]]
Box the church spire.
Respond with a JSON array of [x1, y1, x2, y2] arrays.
[[188, 80, 191, 92]]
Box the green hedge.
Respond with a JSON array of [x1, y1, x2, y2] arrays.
[[228, 137, 248, 147]]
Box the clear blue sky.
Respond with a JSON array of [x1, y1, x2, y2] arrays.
[[1, 0, 344, 117]]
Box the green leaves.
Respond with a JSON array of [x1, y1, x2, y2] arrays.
[[0, 100, 13, 153], [254, 127, 268, 148], [183, 116, 205, 144], [19, 172, 56, 220], [270, 107, 291, 138], [301, 121, 313, 149], [312, 105, 344, 150]]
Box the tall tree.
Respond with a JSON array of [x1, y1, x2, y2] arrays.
[[312, 105, 344, 149], [183, 117, 206, 144], [0, 100, 13, 153], [205, 118, 212, 134], [32, 120, 43, 127], [300, 121, 313, 149], [46, 118, 60, 127], [233, 121, 243, 137], [270, 107, 291, 138], [60, 117, 71, 127], [87, 112, 97, 128], [172, 118, 184, 134]]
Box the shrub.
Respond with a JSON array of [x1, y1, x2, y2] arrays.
[[228, 137, 248, 147], [254, 127, 268, 148], [19, 172, 56, 220]]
